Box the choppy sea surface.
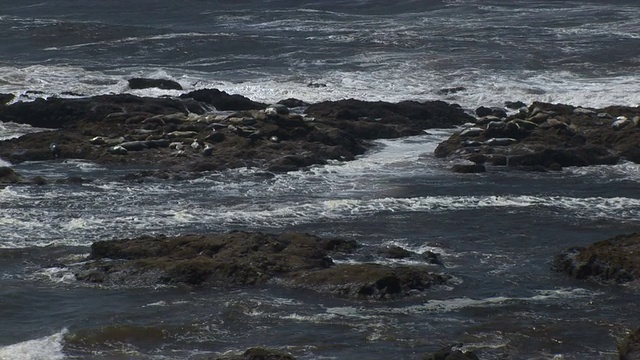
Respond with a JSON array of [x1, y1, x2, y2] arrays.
[[1, 0, 639, 108], [1, 0, 640, 359]]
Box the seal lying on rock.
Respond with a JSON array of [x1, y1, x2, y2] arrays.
[[435, 102, 640, 171]]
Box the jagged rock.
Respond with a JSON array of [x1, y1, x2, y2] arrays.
[[277, 98, 309, 108], [505, 101, 526, 109], [475, 106, 506, 119], [127, 78, 183, 90], [181, 89, 266, 111]]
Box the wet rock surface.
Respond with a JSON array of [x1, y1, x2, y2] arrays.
[[435, 102, 640, 171], [73, 231, 449, 300], [552, 233, 640, 284], [211, 347, 296, 360], [0, 91, 470, 176], [128, 78, 183, 91], [0, 93, 14, 105]]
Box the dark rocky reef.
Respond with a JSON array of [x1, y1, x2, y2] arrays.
[[552, 233, 640, 284], [128, 78, 183, 91], [305, 99, 474, 139], [73, 231, 449, 300], [435, 102, 640, 171], [0, 90, 470, 175]]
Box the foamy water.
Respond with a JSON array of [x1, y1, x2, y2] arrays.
[[0, 329, 67, 360], [1, 132, 639, 249]]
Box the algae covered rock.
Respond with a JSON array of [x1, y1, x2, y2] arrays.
[[74, 231, 449, 300], [552, 233, 640, 283]]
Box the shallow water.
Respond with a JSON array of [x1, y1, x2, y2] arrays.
[[1, 131, 639, 359]]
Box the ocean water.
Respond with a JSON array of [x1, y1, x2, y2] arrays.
[[1, 1, 640, 359], [1, 0, 639, 108]]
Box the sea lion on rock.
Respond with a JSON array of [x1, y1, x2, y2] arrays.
[[202, 144, 214, 156], [485, 138, 517, 146], [265, 103, 289, 117], [89, 136, 106, 145], [612, 117, 631, 129], [119, 141, 148, 151], [459, 127, 483, 137], [107, 145, 128, 155]]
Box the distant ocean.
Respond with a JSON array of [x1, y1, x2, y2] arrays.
[[1, 1, 640, 359], [1, 0, 639, 109]]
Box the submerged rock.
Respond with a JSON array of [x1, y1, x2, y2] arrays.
[[552, 233, 640, 284], [0, 166, 24, 185]]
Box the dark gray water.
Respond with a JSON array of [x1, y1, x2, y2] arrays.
[[0, 0, 639, 107], [1, 0, 640, 358], [1, 132, 640, 359]]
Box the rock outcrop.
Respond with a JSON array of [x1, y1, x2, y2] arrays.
[[0, 91, 470, 175], [552, 233, 640, 284], [73, 231, 449, 300], [128, 78, 183, 91], [435, 102, 640, 171]]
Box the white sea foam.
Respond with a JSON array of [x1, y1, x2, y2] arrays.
[[0, 329, 67, 360], [0, 62, 638, 112], [378, 288, 596, 315], [33, 267, 76, 284], [1, 187, 638, 248]]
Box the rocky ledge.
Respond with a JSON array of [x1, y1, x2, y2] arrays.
[[552, 233, 640, 284], [435, 102, 640, 172], [0, 89, 472, 176], [73, 231, 449, 300]]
